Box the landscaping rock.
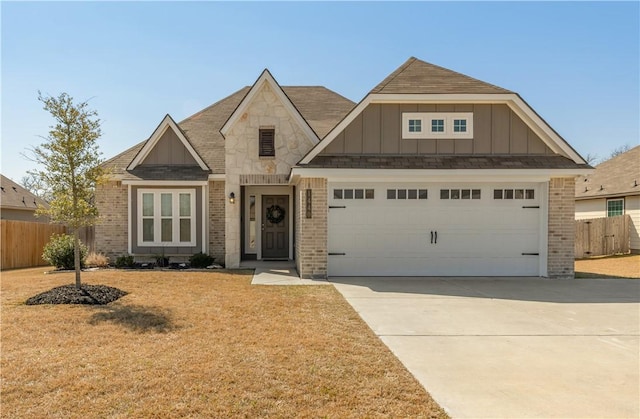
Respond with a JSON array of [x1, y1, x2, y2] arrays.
[[25, 284, 127, 305]]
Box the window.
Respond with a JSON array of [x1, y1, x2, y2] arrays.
[[259, 128, 275, 157], [402, 112, 473, 139], [431, 119, 445, 133], [387, 188, 428, 200], [333, 189, 374, 200], [607, 199, 624, 217], [408, 119, 422, 133], [440, 189, 481, 200], [453, 119, 467, 132], [138, 189, 196, 246], [493, 189, 535, 200]]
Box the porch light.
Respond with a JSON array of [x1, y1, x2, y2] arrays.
[[229, 192, 236, 204]]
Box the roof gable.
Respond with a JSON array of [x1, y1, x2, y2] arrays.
[[127, 115, 209, 171], [0, 175, 48, 210], [220, 69, 320, 144], [300, 57, 587, 165], [576, 145, 640, 199]]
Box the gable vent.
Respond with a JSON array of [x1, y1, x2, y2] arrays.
[[259, 128, 275, 157]]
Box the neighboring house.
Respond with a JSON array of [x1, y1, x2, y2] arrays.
[[575, 145, 640, 253], [0, 174, 49, 222], [97, 57, 591, 278]]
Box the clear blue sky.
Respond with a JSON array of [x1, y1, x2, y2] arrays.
[[2, 1, 638, 183]]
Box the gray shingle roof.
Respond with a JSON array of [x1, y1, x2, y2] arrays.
[[103, 86, 355, 179], [0, 174, 48, 211], [303, 155, 587, 170], [370, 57, 513, 95], [576, 145, 640, 199]]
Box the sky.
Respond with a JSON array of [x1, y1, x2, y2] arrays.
[[1, 1, 639, 184]]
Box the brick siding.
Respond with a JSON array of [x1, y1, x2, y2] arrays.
[[208, 181, 225, 264], [548, 177, 576, 278], [94, 181, 128, 261], [295, 178, 327, 279]]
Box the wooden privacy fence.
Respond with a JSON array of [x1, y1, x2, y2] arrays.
[[575, 214, 631, 258], [1, 220, 66, 270], [0, 221, 95, 270]]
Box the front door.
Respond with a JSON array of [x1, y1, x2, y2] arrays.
[[262, 195, 289, 259]]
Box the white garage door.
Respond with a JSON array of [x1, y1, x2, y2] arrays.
[[328, 183, 542, 277]]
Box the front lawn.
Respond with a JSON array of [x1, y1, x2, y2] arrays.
[[575, 254, 640, 278], [1, 268, 447, 418]]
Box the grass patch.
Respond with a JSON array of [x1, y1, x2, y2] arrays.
[[1, 267, 447, 418]]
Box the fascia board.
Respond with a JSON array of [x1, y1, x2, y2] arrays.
[[291, 167, 592, 182], [126, 115, 209, 171], [122, 180, 208, 186], [576, 191, 640, 201], [219, 70, 319, 145]]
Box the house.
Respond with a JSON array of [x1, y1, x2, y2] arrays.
[[0, 174, 49, 222], [575, 145, 640, 253], [96, 57, 591, 278]]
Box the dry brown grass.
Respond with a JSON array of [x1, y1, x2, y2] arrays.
[[84, 252, 110, 268], [575, 254, 640, 278], [1, 268, 448, 418]]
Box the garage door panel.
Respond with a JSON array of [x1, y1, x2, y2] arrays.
[[328, 183, 542, 277]]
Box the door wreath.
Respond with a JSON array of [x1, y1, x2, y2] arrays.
[[266, 205, 285, 224]]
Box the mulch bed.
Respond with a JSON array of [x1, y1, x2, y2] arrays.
[[25, 284, 127, 305]]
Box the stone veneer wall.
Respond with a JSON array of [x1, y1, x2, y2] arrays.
[[208, 181, 225, 264], [295, 178, 328, 279], [547, 177, 576, 278], [224, 82, 315, 268], [94, 181, 128, 260]]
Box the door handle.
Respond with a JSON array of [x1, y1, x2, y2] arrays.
[[435, 231, 438, 244], [261, 223, 265, 231], [430, 231, 434, 244]]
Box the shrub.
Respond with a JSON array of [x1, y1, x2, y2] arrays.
[[115, 254, 135, 269], [85, 252, 110, 268], [42, 234, 87, 270], [189, 252, 215, 268]]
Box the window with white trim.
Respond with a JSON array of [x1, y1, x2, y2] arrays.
[[138, 189, 196, 246], [402, 112, 473, 139], [607, 199, 624, 217]]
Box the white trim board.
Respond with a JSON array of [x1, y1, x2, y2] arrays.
[[127, 114, 209, 171]]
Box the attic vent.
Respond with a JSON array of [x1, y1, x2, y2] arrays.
[[259, 128, 275, 157]]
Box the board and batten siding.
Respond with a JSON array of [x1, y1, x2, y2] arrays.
[[140, 128, 198, 165], [320, 103, 553, 156], [130, 186, 204, 255]]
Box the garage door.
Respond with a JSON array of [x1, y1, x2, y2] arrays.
[[328, 183, 542, 277]]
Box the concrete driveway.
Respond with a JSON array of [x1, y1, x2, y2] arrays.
[[331, 277, 640, 418]]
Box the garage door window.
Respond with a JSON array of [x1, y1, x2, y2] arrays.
[[440, 189, 481, 200], [333, 189, 374, 200], [494, 189, 535, 200], [387, 189, 428, 200]]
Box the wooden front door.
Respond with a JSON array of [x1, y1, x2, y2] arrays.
[[262, 195, 289, 259]]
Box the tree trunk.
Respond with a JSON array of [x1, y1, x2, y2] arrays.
[[74, 228, 82, 289]]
